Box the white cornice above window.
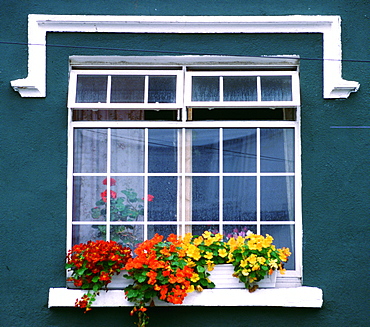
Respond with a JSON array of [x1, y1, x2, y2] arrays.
[[10, 14, 359, 99]]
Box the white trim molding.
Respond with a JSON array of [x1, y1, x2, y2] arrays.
[[11, 14, 359, 99], [49, 287, 323, 308]]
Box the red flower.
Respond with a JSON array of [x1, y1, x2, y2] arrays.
[[142, 194, 154, 202], [101, 190, 117, 202], [103, 178, 116, 186]]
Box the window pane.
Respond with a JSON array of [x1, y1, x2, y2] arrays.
[[190, 225, 220, 236], [111, 76, 145, 103], [111, 129, 144, 173], [76, 75, 107, 103], [223, 177, 256, 221], [148, 225, 177, 240], [224, 225, 257, 240], [223, 76, 257, 101], [261, 76, 292, 101], [261, 225, 295, 270], [260, 128, 294, 172], [192, 176, 219, 221], [148, 76, 177, 103], [73, 129, 107, 173], [148, 176, 177, 222], [110, 225, 144, 249], [192, 76, 219, 101], [73, 176, 107, 221], [148, 129, 178, 173], [191, 129, 219, 173], [72, 225, 105, 245], [261, 176, 295, 221], [223, 129, 256, 172]]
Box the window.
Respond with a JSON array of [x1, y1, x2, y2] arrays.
[[67, 57, 301, 285]]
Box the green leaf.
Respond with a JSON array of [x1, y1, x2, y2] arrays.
[[92, 284, 100, 292], [92, 276, 100, 283]]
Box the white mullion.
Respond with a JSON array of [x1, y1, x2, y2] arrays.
[[66, 110, 74, 251], [219, 76, 224, 103], [181, 128, 186, 235], [257, 76, 262, 103], [106, 128, 112, 240], [106, 75, 112, 103], [144, 76, 149, 104], [256, 128, 261, 234], [219, 128, 224, 235], [144, 128, 149, 240]]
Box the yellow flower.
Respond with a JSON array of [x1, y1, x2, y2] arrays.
[[252, 264, 260, 271], [190, 273, 200, 282], [186, 285, 195, 293], [214, 233, 223, 242], [257, 257, 266, 264], [247, 254, 257, 265], [218, 248, 228, 258], [204, 238, 214, 246], [202, 231, 212, 239], [186, 244, 201, 261], [206, 260, 215, 271], [193, 236, 204, 246], [196, 285, 204, 292], [241, 269, 249, 276], [227, 252, 234, 263], [240, 259, 248, 268], [185, 258, 196, 267], [204, 251, 213, 260]]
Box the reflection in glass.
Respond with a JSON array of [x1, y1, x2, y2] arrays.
[[261, 225, 295, 270], [190, 225, 220, 237], [261, 176, 294, 221], [223, 177, 256, 221], [148, 177, 177, 222], [76, 75, 108, 103], [73, 176, 107, 221], [260, 128, 294, 172], [111, 129, 144, 173], [223, 76, 257, 101], [72, 225, 105, 246], [191, 129, 219, 173], [111, 76, 145, 103], [148, 76, 177, 103], [192, 76, 219, 101], [224, 225, 257, 240], [148, 225, 177, 240], [148, 129, 178, 173], [192, 177, 219, 221], [261, 76, 292, 101], [110, 225, 144, 249], [73, 129, 107, 173], [223, 129, 256, 173]]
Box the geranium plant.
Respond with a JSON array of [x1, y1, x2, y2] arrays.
[[91, 178, 154, 248], [227, 232, 291, 291], [124, 234, 195, 326], [66, 240, 132, 312]]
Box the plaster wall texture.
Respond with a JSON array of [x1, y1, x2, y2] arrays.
[[0, 1, 369, 326]]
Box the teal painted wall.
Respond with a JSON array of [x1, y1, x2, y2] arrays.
[[0, 1, 369, 326]]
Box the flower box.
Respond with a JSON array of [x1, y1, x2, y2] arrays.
[[209, 264, 277, 289], [67, 270, 132, 289]]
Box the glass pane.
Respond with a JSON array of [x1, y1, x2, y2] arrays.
[[148, 225, 177, 240], [108, 176, 144, 221], [261, 76, 292, 101], [192, 76, 219, 101], [191, 129, 219, 173], [73, 129, 107, 173], [261, 225, 295, 270], [148, 177, 177, 222], [260, 128, 294, 172], [76, 75, 107, 103], [223, 177, 256, 221], [223, 76, 257, 101], [148, 76, 177, 103], [73, 176, 107, 222], [223, 129, 256, 173], [111, 129, 144, 173], [190, 224, 220, 236], [111, 76, 145, 103], [148, 129, 178, 173], [110, 225, 144, 249], [224, 225, 257, 240], [72, 225, 105, 245], [192, 176, 219, 221], [261, 176, 295, 221]]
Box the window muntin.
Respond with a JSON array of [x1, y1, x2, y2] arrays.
[[68, 64, 301, 279]]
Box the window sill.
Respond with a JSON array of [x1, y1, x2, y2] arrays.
[[48, 286, 323, 308]]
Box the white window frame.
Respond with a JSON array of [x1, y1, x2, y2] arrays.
[[50, 55, 322, 308]]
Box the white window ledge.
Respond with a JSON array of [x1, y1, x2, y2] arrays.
[[48, 287, 323, 308], [11, 14, 359, 99]]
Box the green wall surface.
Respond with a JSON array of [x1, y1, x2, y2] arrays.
[[0, 1, 369, 326]]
